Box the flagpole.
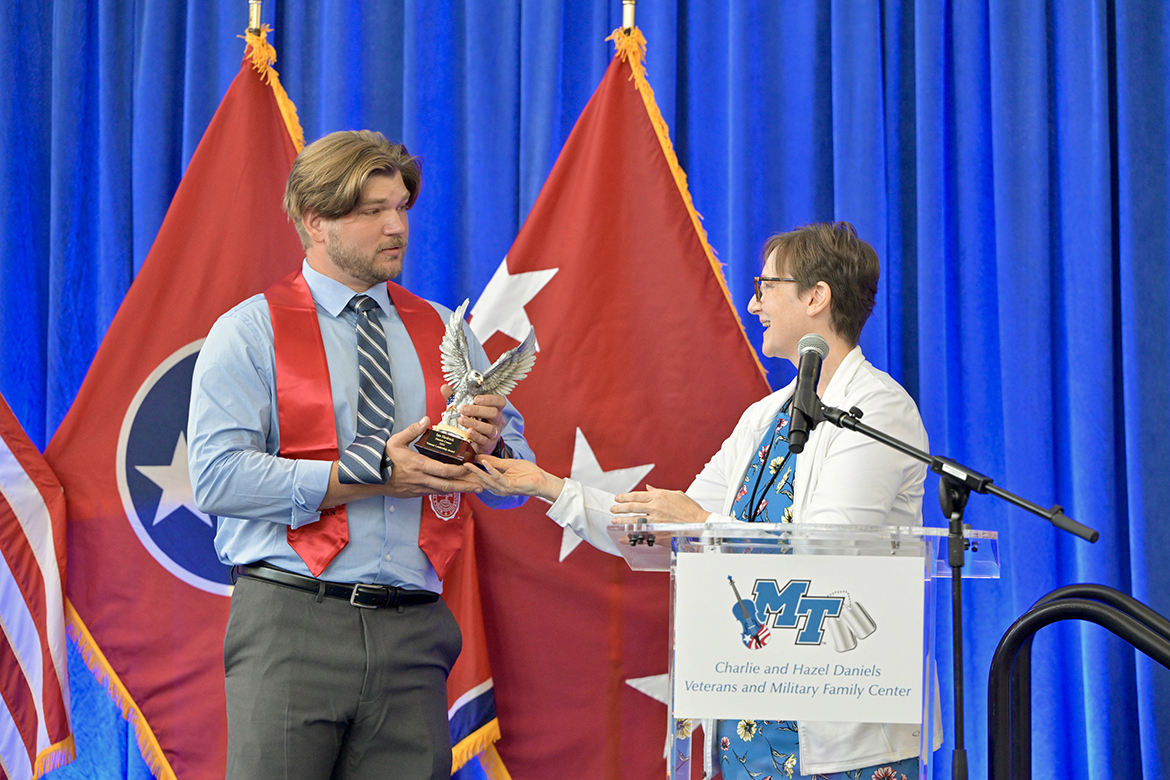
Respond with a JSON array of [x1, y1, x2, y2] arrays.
[[248, 0, 262, 33], [622, 0, 635, 31]]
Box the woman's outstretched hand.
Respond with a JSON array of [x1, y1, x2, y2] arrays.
[[610, 486, 709, 524], [477, 455, 565, 502]]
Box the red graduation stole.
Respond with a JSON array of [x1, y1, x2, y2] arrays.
[[265, 269, 469, 579]]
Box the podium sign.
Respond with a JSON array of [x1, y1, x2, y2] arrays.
[[608, 521, 999, 780], [673, 552, 924, 723]]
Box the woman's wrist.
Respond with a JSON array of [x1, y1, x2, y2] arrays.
[[540, 473, 566, 503]]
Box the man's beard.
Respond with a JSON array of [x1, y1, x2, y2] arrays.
[[326, 228, 407, 286]]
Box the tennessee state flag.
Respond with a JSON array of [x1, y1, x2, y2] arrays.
[[42, 27, 509, 780], [469, 28, 771, 780], [41, 29, 305, 780], [0, 392, 74, 779]]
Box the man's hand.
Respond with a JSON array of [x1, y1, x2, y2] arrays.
[[477, 455, 564, 502], [383, 417, 483, 498], [441, 383, 505, 454], [610, 486, 708, 524]]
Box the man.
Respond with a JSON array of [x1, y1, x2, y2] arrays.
[[479, 222, 937, 778], [188, 130, 532, 780]]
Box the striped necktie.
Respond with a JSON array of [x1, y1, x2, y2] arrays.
[[338, 294, 395, 484]]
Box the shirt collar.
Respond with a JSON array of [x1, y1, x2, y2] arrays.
[[301, 258, 394, 317], [820, 344, 864, 406]]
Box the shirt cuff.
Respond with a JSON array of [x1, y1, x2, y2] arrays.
[[290, 459, 334, 529], [546, 478, 581, 524]]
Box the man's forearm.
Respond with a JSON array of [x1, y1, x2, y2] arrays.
[[191, 445, 332, 527], [318, 461, 388, 510]]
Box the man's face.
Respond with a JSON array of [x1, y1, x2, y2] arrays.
[[747, 249, 806, 363], [321, 171, 410, 289]]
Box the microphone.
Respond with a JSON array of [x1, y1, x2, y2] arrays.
[[788, 333, 829, 454]]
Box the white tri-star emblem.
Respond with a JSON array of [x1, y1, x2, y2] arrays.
[[469, 256, 558, 348], [559, 428, 654, 561], [134, 432, 213, 527], [625, 673, 669, 705]]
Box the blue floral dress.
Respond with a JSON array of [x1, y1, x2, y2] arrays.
[[716, 405, 919, 780], [728, 402, 798, 524], [716, 718, 919, 780]]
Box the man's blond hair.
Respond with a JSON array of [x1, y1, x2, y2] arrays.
[[283, 130, 421, 250]]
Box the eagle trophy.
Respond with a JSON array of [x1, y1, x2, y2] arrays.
[[414, 299, 537, 465]]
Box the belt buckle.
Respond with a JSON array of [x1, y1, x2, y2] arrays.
[[349, 583, 384, 609]]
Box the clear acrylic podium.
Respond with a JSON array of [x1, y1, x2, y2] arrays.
[[605, 522, 999, 780]]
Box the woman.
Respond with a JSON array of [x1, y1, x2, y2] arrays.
[[480, 222, 936, 779]]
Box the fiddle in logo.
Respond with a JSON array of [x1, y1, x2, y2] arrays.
[[728, 576, 771, 648], [728, 576, 877, 652]]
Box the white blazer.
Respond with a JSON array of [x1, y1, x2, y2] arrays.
[[548, 346, 941, 773]]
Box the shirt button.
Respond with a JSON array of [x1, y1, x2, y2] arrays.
[[388, 505, 396, 513], [385, 554, 393, 562]]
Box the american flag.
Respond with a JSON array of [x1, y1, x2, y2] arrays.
[[0, 392, 74, 778]]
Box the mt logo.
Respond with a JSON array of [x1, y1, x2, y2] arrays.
[[728, 577, 877, 652]]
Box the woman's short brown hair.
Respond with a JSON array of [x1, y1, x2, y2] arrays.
[[762, 221, 880, 346], [283, 130, 422, 250]]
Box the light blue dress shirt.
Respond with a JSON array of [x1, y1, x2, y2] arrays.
[[188, 260, 532, 592]]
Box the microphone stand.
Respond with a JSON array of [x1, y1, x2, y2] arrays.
[[798, 397, 1098, 780]]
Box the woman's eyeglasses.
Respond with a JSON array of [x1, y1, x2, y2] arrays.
[[753, 276, 797, 302]]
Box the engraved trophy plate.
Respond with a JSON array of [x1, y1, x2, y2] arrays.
[[415, 424, 479, 465], [414, 299, 537, 465]]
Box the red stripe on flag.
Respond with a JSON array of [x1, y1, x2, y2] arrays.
[[444, 514, 492, 712], [0, 607, 40, 767], [0, 493, 70, 745], [0, 392, 73, 772], [443, 511, 507, 770]]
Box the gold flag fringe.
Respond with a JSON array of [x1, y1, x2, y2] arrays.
[[33, 735, 76, 778], [64, 602, 178, 780], [450, 718, 505, 774], [606, 27, 767, 380], [476, 743, 514, 780], [67, 593, 498, 780], [241, 25, 306, 153], [66, 593, 504, 780]]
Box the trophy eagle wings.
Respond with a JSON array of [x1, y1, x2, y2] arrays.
[[439, 299, 537, 429]]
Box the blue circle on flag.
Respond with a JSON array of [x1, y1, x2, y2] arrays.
[[121, 347, 232, 591]]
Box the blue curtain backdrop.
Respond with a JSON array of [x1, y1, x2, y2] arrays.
[[3, 1, 1169, 778]]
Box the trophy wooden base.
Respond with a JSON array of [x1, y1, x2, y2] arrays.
[[414, 425, 477, 465]]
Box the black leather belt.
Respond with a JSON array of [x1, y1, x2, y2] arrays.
[[235, 563, 440, 609]]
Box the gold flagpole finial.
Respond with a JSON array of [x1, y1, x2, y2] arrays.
[[248, 0, 262, 34], [622, 0, 635, 31]]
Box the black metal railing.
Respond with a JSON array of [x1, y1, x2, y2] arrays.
[[987, 583, 1170, 779]]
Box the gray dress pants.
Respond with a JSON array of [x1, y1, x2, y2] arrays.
[[224, 575, 462, 780]]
